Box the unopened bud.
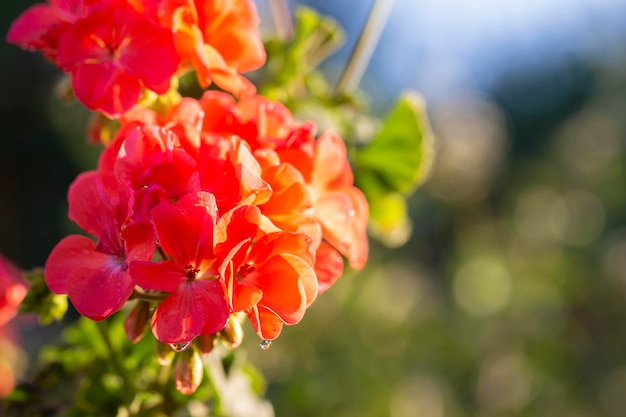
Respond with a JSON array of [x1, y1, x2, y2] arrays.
[[155, 341, 174, 366], [173, 349, 203, 395], [195, 333, 217, 355], [220, 316, 244, 350], [123, 300, 150, 343], [86, 112, 120, 145]]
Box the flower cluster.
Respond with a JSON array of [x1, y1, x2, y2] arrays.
[[0, 255, 28, 398], [7, 0, 265, 117], [9, 0, 369, 396], [45, 92, 368, 346]]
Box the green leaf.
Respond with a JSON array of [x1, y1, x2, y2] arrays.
[[355, 90, 434, 195], [367, 193, 413, 247], [20, 269, 68, 325], [291, 7, 345, 70], [354, 91, 435, 246]]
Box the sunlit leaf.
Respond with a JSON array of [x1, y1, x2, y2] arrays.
[[355, 90, 434, 194], [20, 269, 68, 325], [354, 91, 434, 246]]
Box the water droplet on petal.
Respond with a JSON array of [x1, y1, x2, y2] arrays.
[[348, 209, 356, 217], [259, 339, 272, 350], [169, 342, 191, 352]]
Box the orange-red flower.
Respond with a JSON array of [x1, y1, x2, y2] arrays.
[[45, 172, 155, 320], [0, 256, 28, 328], [159, 0, 265, 97], [216, 206, 318, 340], [0, 256, 29, 398], [197, 92, 369, 283], [130, 192, 229, 343], [56, 0, 180, 117]]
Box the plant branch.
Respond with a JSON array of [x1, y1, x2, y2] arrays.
[[130, 289, 167, 301], [95, 320, 132, 389], [336, 0, 395, 94], [269, 0, 294, 41]]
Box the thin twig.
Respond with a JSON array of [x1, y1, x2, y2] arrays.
[[130, 289, 167, 301], [269, 0, 294, 41], [95, 320, 132, 388], [336, 0, 396, 94]]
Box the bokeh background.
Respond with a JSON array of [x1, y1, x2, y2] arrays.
[[3, 0, 626, 416]]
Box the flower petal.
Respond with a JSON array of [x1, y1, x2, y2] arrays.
[[247, 253, 316, 325], [150, 280, 228, 344], [45, 235, 97, 295], [151, 192, 217, 267], [247, 305, 284, 340], [314, 242, 344, 295], [66, 252, 133, 321], [129, 260, 185, 293]]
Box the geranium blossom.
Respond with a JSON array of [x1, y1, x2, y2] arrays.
[[159, 0, 265, 97], [196, 92, 369, 279], [129, 192, 229, 344], [45, 172, 155, 320], [0, 256, 28, 327], [55, 0, 180, 117], [8, 0, 181, 117], [0, 255, 29, 398]]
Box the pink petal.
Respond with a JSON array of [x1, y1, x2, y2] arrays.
[[312, 131, 353, 189], [68, 172, 122, 252], [151, 192, 217, 267], [70, 61, 141, 117], [6, 4, 74, 57], [214, 205, 260, 258], [129, 260, 186, 293], [247, 305, 284, 340], [66, 251, 133, 321], [248, 253, 316, 325], [45, 235, 97, 294], [119, 17, 180, 93], [314, 242, 344, 295], [150, 280, 228, 344]]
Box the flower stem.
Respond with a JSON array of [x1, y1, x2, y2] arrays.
[[269, 0, 294, 41], [95, 320, 132, 389], [130, 289, 167, 301], [336, 0, 396, 94]]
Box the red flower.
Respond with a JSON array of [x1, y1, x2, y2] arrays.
[[6, 0, 90, 60], [199, 91, 317, 151], [45, 172, 155, 320], [0, 255, 28, 327], [309, 131, 369, 270], [197, 92, 368, 285], [160, 0, 265, 97], [216, 206, 318, 340], [55, 0, 180, 117], [196, 135, 271, 212], [129, 192, 229, 344]]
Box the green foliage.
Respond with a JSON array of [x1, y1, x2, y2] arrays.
[[260, 6, 345, 103], [354, 91, 435, 246], [20, 269, 68, 325], [7, 313, 269, 416]]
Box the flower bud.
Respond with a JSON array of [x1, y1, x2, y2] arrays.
[[220, 316, 244, 350], [174, 349, 203, 395], [195, 333, 217, 355], [123, 300, 150, 343], [155, 341, 174, 366]]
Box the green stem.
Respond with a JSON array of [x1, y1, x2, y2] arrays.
[[130, 289, 167, 302], [269, 0, 294, 41], [336, 0, 396, 94], [95, 320, 132, 389]]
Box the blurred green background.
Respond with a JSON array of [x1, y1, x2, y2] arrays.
[[3, 0, 626, 416]]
